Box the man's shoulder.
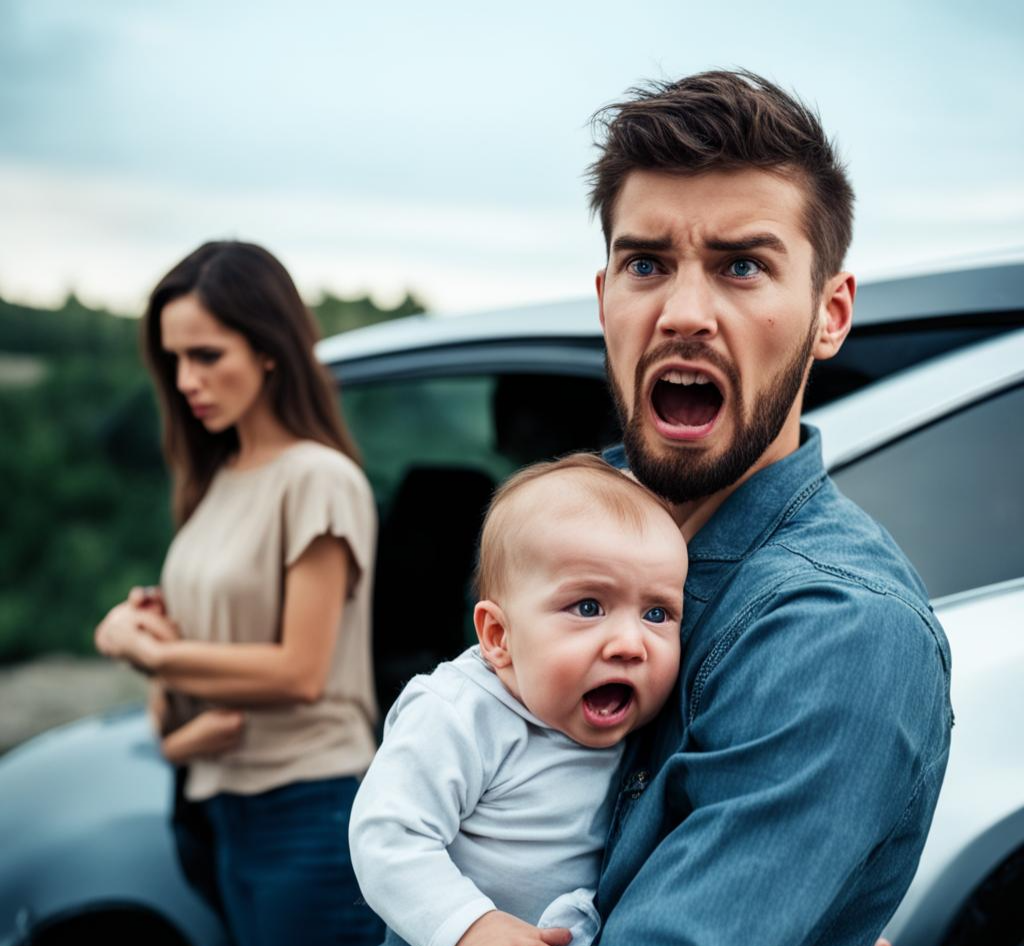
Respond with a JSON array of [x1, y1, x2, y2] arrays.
[[762, 473, 931, 607], [687, 476, 950, 703]]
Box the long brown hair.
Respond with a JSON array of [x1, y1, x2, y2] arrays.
[[142, 240, 360, 526]]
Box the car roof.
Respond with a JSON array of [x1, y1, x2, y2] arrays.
[[316, 261, 1024, 365], [808, 326, 1024, 469]]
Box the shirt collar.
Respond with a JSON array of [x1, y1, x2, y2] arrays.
[[604, 424, 827, 564], [687, 424, 827, 563]]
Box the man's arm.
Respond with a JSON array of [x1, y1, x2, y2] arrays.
[[598, 578, 950, 945]]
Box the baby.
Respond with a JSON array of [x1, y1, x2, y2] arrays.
[[349, 453, 687, 946]]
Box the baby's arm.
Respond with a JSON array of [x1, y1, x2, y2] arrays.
[[350, 682, 512, 946]]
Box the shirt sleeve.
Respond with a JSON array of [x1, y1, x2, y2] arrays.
[[282, 452, 375, 592], [597, 576, 951, 945], [349, 680, 497, 946]]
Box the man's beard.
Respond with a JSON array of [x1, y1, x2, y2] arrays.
[[607, 321, 817, 505]]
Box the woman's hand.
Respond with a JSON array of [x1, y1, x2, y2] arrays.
[[128, 585, 167, 615], [94, 600, 179, 670], [161, 708, 246, 765]]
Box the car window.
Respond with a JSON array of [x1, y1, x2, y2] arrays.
[[339, 372, 620, 710], [805, 321, 1017, 410], [831, 384, 1024, 599]]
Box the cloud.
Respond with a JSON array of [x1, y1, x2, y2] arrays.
[[0, 162, 601, 313]]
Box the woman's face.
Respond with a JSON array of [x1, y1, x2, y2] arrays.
[[160, 292, 271, 433]]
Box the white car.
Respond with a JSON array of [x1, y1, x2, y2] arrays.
[[0, 262, 1021, 945]]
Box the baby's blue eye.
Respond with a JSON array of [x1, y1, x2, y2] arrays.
[[573, 598, 602, 618], [727, 258, 761, 279], [644, 607, 668, 623]]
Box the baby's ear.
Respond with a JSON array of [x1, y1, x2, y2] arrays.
[[474, 600, 512, 668]]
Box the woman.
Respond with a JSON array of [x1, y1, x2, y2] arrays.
[[94, 241, 382, 946]]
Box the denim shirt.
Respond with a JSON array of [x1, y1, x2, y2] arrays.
[[598, 426, 953, 946]]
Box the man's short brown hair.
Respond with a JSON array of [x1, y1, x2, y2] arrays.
[[588, 69, 854, 297], [474, 453, 675, 602]]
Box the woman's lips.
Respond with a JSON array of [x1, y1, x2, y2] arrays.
[[190, 403, 214, 419]]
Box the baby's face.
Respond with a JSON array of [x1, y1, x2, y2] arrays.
[[491, 499, 685, 749]]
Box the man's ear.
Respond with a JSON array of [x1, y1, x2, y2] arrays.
[[812, 271, 855, 362], [595, 269, 607, 331], [474, 600, 512, 669]]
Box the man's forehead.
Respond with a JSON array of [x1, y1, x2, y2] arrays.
[[608, 167, 810, 246]]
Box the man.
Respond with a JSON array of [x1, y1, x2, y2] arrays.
[[590, 71, 952, 944]]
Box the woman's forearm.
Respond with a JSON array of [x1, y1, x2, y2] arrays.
[[146, 638, 323, 705], [130, 535, 348, 706]]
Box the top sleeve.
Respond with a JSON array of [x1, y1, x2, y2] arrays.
[[282, 452, 375, 590], [597, 576, 951, 945], [348, 681, 497, 946]]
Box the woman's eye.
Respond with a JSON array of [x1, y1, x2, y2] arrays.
[[726, 258, 762, 279], [571, 598, 603, 618], [643, 606, 668, 623], [193, 349, 223, 365], [627, 257, 658, 277]]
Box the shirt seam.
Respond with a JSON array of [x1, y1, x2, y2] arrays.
[[687, 553, 948, 723]]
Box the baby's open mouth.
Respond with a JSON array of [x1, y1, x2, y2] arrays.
[[582, 683, 635, 727], [651, 370, 723, 429]]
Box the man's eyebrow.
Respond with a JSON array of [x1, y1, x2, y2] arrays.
[[610, 235, 674, 254], [705, 233, 788, 254]]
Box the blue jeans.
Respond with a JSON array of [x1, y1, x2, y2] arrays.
[[204, 776, 383, 946]]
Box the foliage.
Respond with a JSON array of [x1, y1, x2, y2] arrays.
[[0, 288, 424, 663]]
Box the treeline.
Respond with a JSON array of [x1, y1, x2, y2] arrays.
[[0, 289, 424, 663]]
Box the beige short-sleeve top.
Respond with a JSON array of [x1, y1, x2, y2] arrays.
[[160, 441, 379, 801]]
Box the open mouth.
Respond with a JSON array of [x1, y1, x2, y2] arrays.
[[582, 682, 635, 727], [651, 369, 724, 433]]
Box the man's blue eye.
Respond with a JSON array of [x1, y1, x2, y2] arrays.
[[573, 599, 602, 618], [629, 258, 656, 277], [644, 607, 667, 623], [727, 259, 760, 278]]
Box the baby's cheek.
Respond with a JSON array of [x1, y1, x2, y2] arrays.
[[539, 653, 590, 698]]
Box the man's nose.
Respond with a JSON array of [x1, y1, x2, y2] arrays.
[[655, 272, 718, 339], [602, 620, 648, 662]]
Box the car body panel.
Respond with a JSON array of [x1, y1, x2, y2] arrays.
[[881, 579, 1024, 944], [0, 709, 228, 946]]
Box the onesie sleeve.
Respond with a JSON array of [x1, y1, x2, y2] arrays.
[[282, 450, 376, 593], [349, 679, 496, 946]]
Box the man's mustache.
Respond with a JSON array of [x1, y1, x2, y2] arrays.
[[632, 341, 740, 396]]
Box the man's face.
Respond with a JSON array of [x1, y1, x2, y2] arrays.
[[597, 168, 825, 506]]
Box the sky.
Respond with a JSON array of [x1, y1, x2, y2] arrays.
[[1, 0, 1022, 316]]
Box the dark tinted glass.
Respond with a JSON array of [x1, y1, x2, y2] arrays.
[[832, 385, 1024, 598], [806, 321, 1016, 410], [340, 372, 619, 711]]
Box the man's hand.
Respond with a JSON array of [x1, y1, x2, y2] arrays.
[[456, 911, 572, 946]]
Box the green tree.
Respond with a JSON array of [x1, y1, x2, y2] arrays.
[[0, 287, 426, 662]]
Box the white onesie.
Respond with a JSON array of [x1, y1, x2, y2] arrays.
[[349, 646, 623, 946]]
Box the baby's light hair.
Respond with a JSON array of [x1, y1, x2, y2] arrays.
[[474, 452, 676, 602]]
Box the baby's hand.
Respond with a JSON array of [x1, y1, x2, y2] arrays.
[[457, 911, 572, 946]]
